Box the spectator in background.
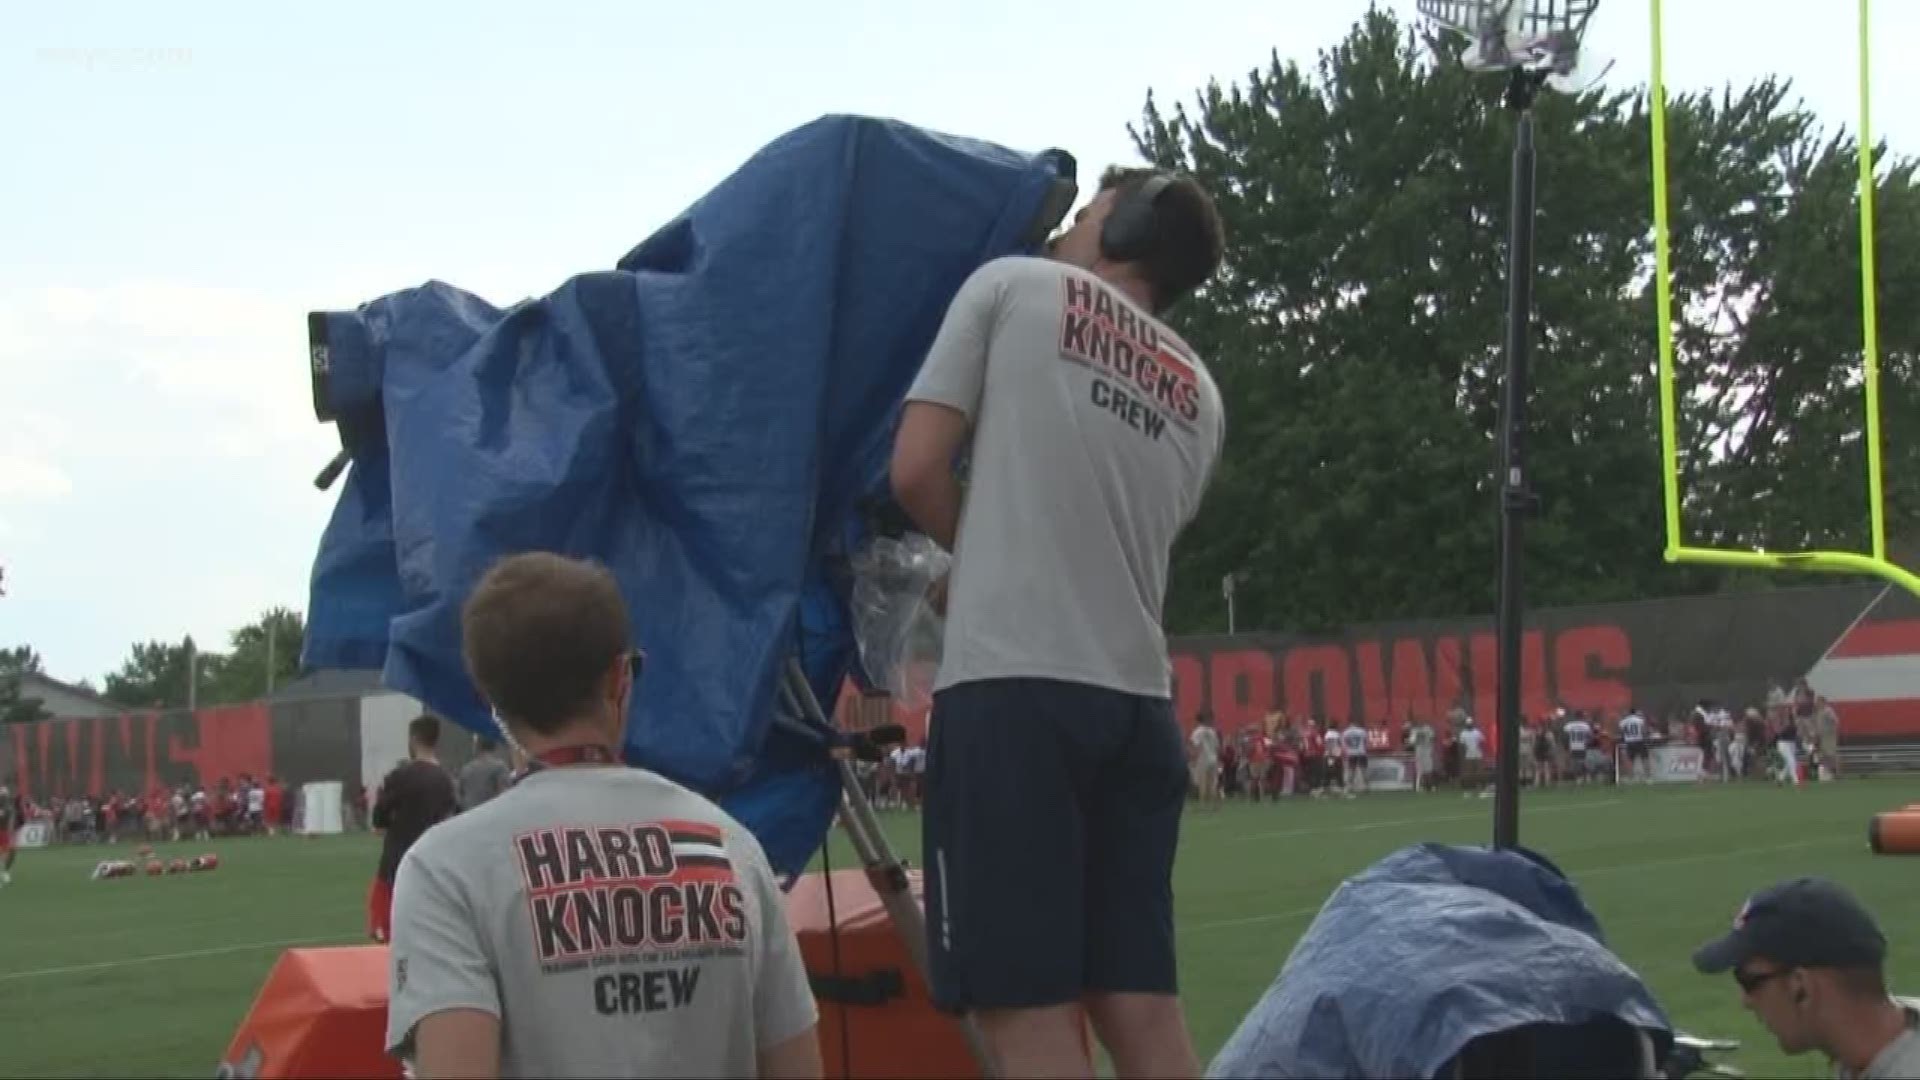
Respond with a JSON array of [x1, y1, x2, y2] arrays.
[[1323, 717, 1345, 794], [1775, 709, 1805, 787], [1340, 718, 1368, 797], [458, 737, 512, 812], [1619, 706, 1651, 783], [1188, 711, 1222, 809], [1298, 716, 1326, 796], [1816, 695, 1842, 780], [1743, 707, 1768, 779], [1246, 725, 1273, 802], [1693, 878, 1918, 1079], [264, 776, 286, 836], [1408, 717, 1435, 792], [368, 715, 458, 943], [0, 783, 20, 886], [1274, 724, 1300, 797], [1457, 717, 1487, 796], [1529, 715, 1554, 789]]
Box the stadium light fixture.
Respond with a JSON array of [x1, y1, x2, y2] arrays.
[[1417, 0, 1601, 852]]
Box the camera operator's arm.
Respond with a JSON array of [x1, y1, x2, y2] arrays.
[[745, 841, 822, 1079], [892, 404, 969, 552], [892, 262, 1003, 552], [413, 1010, 500, 1080], [386, 851, 501, 1078]]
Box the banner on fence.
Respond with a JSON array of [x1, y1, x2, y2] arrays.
[[1364, 753, 1419, 792], [16, 821, 51, 848], [1619, 744, 1704, 784]]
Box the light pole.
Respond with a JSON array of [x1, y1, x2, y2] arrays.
[[1223, 571, 1246, 635], [1417, 0, 1600, 851]]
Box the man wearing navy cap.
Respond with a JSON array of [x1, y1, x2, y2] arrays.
[[1693, 877, 1918, 1079]]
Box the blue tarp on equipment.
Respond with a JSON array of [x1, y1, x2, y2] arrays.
[[1208, 843, 1674, 1079], [303, 115, 1069, 876]]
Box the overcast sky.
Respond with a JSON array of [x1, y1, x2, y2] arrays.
[[2, 0, 1911, 685]]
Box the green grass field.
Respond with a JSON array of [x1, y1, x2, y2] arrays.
[[3, 779, 1915, 1077]]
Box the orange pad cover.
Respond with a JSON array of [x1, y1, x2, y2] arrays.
[[220, 946, 401, 1079], [788, 868, 985, 1079], [1870, 810, 1920, 855]]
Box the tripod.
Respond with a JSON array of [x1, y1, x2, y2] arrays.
[[777, 661, 999, 1078]]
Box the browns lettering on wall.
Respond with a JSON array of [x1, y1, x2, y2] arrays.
[[7, 704, 274, 802], [1176, 627, 1630, 747], [1172, 582, 1919, 747]]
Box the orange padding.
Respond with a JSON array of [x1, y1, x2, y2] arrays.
[[1869, 810, 1920, 855], [220, 946, 401, 1079], [788, 868, 985, 1079], [221, 874, 1084, 1078]]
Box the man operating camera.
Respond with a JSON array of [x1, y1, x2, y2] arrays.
[[891, 166, 1226, 1077], [384, 552, 822, 1079], [1693, 877, 1918, 1079]]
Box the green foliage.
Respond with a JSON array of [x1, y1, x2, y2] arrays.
[[0, 645, 51, 725], [101, 609, 306, 710], [103, 638, 202, 710], [1135, 10, 1918, 635], [205, 607, 305, 706]]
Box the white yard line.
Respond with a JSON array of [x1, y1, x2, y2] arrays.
[[1181, 904, 1327, 934], [0, 934, 360, 982], [1232, 798, 1623, 843], [1573, 838, 1834, 878], [1181, 836, 1839, 935]]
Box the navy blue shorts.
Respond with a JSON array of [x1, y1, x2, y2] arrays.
[[921, 677, 1187, 1013]]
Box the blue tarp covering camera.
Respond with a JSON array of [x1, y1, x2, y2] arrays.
[[301, 114, 1073, 876], [1208, 843, 1674, 1079]]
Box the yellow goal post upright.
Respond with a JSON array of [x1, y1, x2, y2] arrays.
[[1648, 0, 1919, 598]]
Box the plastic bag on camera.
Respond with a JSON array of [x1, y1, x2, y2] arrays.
[[849, 534, 950, 712]]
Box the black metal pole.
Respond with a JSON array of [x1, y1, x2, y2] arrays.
[[1493, 72, 1541, 851]]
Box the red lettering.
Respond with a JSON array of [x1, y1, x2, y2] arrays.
[[1172, 653, 1205, 732], [1209, 649, 1275, 733], [1470, 630, 1551, 759], [89, 716, 107, 796], [1356, 641, 1388, 726], [1387, 639, 1439, 742], [1524, 631, 1550, 719], [1470, 633, 1498, 735], [64, 719, 82, 795], [1555, 625, 1632, 715], [142, 713, 159, 797], [1284, 646, 1352, 725], [1433, 636, 1465, 715], [1092, 287, 1116, 325], [168, 704, 273, 790], [1355, 637, 1443, 742], [11, 725, 27, 803]]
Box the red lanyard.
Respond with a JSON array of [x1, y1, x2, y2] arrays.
[[531, 745, 621, 769]]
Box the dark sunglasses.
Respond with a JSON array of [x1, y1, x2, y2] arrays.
[[628, 649, 646, 680], [1734, 966, 1790, 994]]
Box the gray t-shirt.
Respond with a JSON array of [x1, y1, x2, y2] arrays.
[[907, 256, 1224, 698], [384, 766, 817, 1078], [456, 753, 511, 811], [1836, 997, 1920, 1080]]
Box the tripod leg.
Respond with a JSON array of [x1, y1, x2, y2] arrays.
[[785, 663, 1000, 1079]]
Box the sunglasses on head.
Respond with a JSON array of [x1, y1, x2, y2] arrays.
[[1734, 966, 1790, 994]]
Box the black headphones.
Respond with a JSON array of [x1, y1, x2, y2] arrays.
[[1099, 173, 1174, 263]]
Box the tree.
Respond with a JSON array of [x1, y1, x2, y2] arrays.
[[206, 608, 305, 705], [103, 610, 307, 711], [104, 637, 208, 710], [0, 645, 50, 725], [1131, 10, 1917, 636]]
